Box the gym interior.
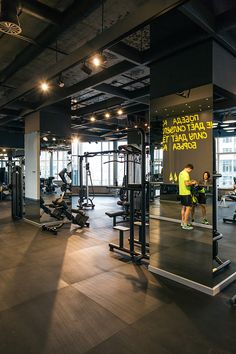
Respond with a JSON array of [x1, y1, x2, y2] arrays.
[[0, 1, 236, 353]]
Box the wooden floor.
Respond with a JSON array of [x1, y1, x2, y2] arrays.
[[0, 197, 236, 354]]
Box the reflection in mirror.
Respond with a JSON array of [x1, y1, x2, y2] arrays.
[[40, 136, 72, 228], [150, 84, 213, 286], [213, 84, 236, 279]]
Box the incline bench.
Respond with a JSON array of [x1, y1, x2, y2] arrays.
[[105, 211, 126, 227]]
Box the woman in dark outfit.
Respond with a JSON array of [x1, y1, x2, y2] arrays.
[[191, 171, 211, 225]]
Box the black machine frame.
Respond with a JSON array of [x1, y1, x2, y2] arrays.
[[212, 138, 231, 274], [108, 128, 149, 262]]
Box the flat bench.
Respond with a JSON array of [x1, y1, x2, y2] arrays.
[[105, 211, 126, 226], [109, 225, 130, 251]]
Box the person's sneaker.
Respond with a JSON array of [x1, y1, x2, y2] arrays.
[[202, 218, 209, 225], [182, 224, 194, 230], [181, 220, 184, 227]]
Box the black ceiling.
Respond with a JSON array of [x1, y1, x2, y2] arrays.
[[0, 0, 235, 142]]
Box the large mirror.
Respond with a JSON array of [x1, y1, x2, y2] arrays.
[[212, 84, 236, 280], [39, 137, 72, 227], [149, 84, 213, 286]]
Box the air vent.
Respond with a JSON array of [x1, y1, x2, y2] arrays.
[[0, 0, 21, 35]]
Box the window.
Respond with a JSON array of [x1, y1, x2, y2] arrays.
[[71, 141, 118, 186], [52, 150, 70, 180], [40, 151, 51, 178], [117, 140, 127, 186], [154, 148, 163, 175], [223, 137, 232, 143]]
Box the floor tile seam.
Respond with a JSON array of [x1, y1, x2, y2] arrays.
[[71, 262, 174, 299], [0, 257, 71, 273], [0, 283, 71, 315], [15, 246, 124, 268], [128, 301, 172, 329], [65, 262, 130, 286], [71, 272, 167, 325], [17, 241, 108, 260], [71, 283, 129, 327], [83, 305, 172, 354], [83, 325, 132, 354]]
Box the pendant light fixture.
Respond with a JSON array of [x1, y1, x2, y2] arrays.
[[89, 0, 106, 69]]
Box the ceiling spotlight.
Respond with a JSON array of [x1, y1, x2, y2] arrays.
[[58, 78, 64, 88], [57, 72, 65, 88], [58, 80, 64, 88], [90, 115, 96, 122], [134, 125, 138, 129], [40, 81, 49, 92], [144, 123, 148, 127], [92, 56, 101, 67], [105, 112, 110, 119], [52, 137, 56, 141], [223, 112, 236, 124], [3, 148, 6, 152], [91, 53, 106, 68], [125, 127, 128, 130], [81, 63, 92, 75], [116, 128, 119, 132], [117, 108, 123, 116], [0, 0, 22, 35], [43, 136, 48, 141], [73, 137, 79, 144]]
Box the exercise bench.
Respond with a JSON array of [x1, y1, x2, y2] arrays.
[[105, 211, 126, 227]]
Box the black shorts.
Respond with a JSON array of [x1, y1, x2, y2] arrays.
[[198, 193, 206, 204], [180, 195, 192, 207]]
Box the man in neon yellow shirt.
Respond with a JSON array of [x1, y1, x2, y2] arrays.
[[178, 163, 197, 230]]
